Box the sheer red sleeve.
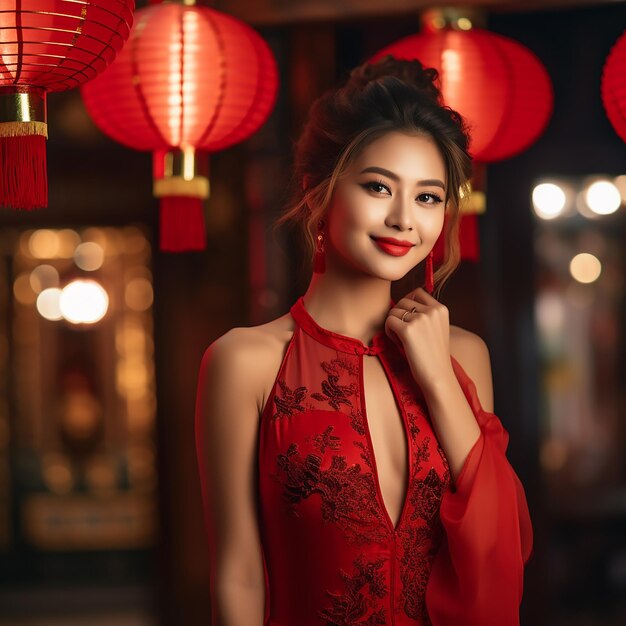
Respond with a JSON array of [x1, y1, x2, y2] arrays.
[[425, 356, 534, 626]]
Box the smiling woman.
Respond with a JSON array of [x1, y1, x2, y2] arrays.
[[195, 54, 532, 626], [275, 56, 472, 299]]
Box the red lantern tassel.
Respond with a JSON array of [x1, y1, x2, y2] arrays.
[[0, 127, 48, 210], [159, 196, 207, 252], [459, 213, 481, 262]]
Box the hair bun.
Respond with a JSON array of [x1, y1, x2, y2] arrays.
[[345, 54, 442, 104]]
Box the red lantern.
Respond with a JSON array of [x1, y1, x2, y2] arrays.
[[602, 29, 626, 143], [0, 0, 135, 210], [370, 12, 553, 268], [80, 0, 279, 252], [369, 24, 553, 163]]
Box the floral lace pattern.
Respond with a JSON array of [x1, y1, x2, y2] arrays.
[[272, 379, 308, 420], [317, 554, 389, 626], [271, 434, 389, 545], [396, 524, 440, 624], [311, 358, 360, 411]]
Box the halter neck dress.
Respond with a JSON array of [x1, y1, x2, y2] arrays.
[[257, 295, 533, 626]]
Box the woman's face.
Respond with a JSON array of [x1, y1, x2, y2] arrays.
[[324, 130, 447, 281]]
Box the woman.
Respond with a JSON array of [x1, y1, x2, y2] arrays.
[[195, 55, 533, 626]]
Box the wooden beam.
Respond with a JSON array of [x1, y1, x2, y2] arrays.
[[213, 0, 621, 26]]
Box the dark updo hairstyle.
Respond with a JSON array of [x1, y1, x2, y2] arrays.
[[274, 54, 473, 298]]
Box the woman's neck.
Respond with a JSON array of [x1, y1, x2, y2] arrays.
[[302, 272, 392, 344]]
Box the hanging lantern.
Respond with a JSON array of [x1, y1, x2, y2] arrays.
[[0, 0, 135, 210], [369, 8, 553, 163], [601, 29, 626, 143], [369, 8, 552, 267], [80, 0, 279, 253]]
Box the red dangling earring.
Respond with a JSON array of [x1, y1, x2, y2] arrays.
[[313, 220, 326, 274], [424, 250, 434, 294]]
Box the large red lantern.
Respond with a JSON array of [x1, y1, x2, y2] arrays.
[[370, 22, 553, 162], [81, 0, 279, 252], [370, 10, 553, 267], [0, 0, 135, 210], [601, 29, 626, 143]]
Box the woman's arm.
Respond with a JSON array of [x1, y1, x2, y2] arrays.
[[420, 328, 491, 487], [386, 293, 484, 485], [195, 328, 267, 626], [424, 330, 534, 626]]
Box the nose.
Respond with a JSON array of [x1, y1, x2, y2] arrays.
[[384, 192, 414, 232]]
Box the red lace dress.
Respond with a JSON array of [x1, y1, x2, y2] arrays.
[[258, 296, 533, 626]]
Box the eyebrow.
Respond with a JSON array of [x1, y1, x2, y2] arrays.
[[359, 166, 446, 190]]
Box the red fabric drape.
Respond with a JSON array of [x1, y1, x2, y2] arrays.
[[426, 356, 534, 626]]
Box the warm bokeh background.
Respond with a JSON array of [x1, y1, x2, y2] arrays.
[[0, 1, 625, 625]]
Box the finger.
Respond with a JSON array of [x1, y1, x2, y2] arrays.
[[386, 312, 409, 329], [384, 321, 403, 349], [395, 297, 429, 313], [408, 287, 438, 303], [387, 313, 421, 343], [388, 306, 421, 322]]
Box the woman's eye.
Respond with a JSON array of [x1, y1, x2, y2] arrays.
[[418, 192, 443, 205], [363, 181, 390, 195]]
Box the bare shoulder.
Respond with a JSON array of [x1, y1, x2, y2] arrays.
[[195, 315, 295, 593], [449, 324, 494, 412], [449, 324, 487, 351], [204, 312, 295, 416]]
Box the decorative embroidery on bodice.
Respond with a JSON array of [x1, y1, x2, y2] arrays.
[[258, 296, 452, 625]]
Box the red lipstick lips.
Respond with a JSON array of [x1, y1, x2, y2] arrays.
[[371, 235, 414, 257]]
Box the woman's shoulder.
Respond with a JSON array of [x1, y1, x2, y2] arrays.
[[449, 324, 487, 351], [225, 310, 295, 350], [208, 311, 296, 375], [208, 311, 297, 415], [449, 324, 494, 413]]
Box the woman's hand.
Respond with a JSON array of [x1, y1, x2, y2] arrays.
[[385, 287, 456, 391]]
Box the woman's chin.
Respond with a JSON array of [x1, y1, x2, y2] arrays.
[[325, 250, 414, 281], [363, 262, 412, 282]]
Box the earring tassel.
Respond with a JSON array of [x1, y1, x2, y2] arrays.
[[313, 233, 325, 273], [424, 252, 434, 294]]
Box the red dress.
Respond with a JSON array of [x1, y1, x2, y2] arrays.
[[258, 295, 533, 626]]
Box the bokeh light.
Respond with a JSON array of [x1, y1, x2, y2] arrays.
[[59, 280, 109, 324], [125, 277, 153, 311], [532, 182, 567, 219], [36, 288, 63, 321], [569, 252, 602, 284], [535, 290, 565, 338], [42, 453, 75, 495], [56, 229, 81, 258], [584, 180, 621, 215], [13, 273, 37, 305], [28, 230, 61, 259], [30, 265, 60, 293], [74, 242, 105, 271]]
